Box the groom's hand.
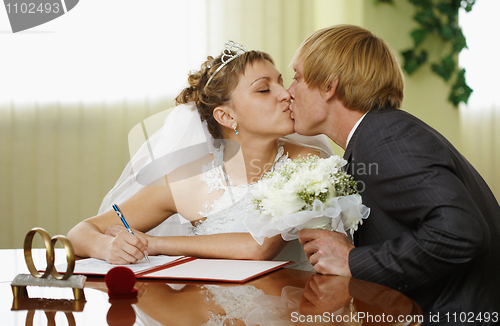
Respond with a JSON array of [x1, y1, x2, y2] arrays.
[[299, 229, 354, 277]]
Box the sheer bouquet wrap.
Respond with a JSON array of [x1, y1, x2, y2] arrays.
[[244, 155, 370, 245]]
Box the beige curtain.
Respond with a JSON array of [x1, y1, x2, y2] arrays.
[[0, 99, 171, 248], [460, 106, 500, 199]]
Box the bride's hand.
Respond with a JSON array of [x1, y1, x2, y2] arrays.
[[105, 224, 150, 238], [103, 225, 150, 264]]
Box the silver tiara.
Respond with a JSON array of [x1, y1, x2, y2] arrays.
[[205, 40, 248, 88]]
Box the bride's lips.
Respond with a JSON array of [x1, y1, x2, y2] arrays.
[[287, 103, 294, 119], [284, 105, 294, 119]]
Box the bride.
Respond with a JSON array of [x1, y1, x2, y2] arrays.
[[67, 41, 333, 269]]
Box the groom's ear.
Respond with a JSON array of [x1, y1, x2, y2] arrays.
[[323, 78, 339, 102], [213, 106, 235, 129]]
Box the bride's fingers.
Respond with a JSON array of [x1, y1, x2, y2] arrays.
[[106, 226, 149, 256], [109, 232, 148, 263], [107, 243, 138, 265], [112, 225, 149, 245], [129, 229, 149, 248], [105, 224, 127, 237], [106, 226, 149, 250], [122, 233, 149, 260]]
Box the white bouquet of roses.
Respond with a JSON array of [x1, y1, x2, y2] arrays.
[[244, 155, 370, 245]]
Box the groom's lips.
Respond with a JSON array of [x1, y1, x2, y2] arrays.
[[284, 105, 293, 119]]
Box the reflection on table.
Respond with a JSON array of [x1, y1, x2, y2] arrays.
[[1, 249, 422, 325]]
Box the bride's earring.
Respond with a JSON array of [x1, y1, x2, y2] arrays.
[[232, 122, 239, 134]]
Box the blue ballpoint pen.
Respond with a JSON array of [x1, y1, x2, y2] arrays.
[[112, 204, 151, 263]]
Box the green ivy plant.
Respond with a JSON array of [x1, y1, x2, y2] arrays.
[[375, 0, 475, 107]]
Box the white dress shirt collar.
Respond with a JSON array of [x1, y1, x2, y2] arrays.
[[346, 112, 368, 149]]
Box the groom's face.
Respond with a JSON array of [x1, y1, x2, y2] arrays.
[[288, 61, 327, 136]]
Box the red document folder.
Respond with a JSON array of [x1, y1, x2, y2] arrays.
[[59, 256, 291, 283]]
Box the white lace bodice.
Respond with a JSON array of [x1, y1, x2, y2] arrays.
[[146, 140, 314, 271], [191, 141, 287, 236]]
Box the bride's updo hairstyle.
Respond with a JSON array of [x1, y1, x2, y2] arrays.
[[175, 49, 274, 140]]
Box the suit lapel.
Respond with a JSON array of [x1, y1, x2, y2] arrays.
[[343, 109, 374, 174], [342, 110, 374, 246], [343, 149, 353, 174]]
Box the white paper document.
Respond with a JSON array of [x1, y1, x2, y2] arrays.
[[57, 256, 290, 283], [56, 255, 185, 275], [143, 259, 290, 282]]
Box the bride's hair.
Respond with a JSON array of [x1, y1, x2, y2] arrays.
[[175, 50, 274, 139]]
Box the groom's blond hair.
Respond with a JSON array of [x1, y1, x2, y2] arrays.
[[292, 24, 404, 112]]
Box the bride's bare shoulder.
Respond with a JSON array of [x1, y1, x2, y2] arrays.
[[166, 153, 223, 221]]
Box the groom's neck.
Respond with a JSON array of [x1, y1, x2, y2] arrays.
[[325, 102, 364, 151]]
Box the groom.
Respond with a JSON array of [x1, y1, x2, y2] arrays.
[[289, 24, 500, 322]]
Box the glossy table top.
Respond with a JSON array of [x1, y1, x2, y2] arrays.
[[1, 249, 423, 325]]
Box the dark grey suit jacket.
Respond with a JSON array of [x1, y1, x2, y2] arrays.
[[344, 108, 500, 324]]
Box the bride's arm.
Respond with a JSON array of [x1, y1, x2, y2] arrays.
[[67, 181, 177, 264], [69, 175, 287, 262], [148, 232, 287, 260]]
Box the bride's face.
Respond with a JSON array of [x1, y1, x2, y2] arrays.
[[229, 60, 293, 139]]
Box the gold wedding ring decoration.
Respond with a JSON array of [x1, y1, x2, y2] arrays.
[[23, 227, 75, 280]]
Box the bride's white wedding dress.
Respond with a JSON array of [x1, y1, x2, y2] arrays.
[[99, 102, 334, 271], [152, 140, 314, 270]]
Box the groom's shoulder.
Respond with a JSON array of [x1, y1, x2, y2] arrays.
[[362, 107, 431, 133], [367, 107, 415, 122], [357, 107, 449, 153], [353, 107, 437, 149]]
